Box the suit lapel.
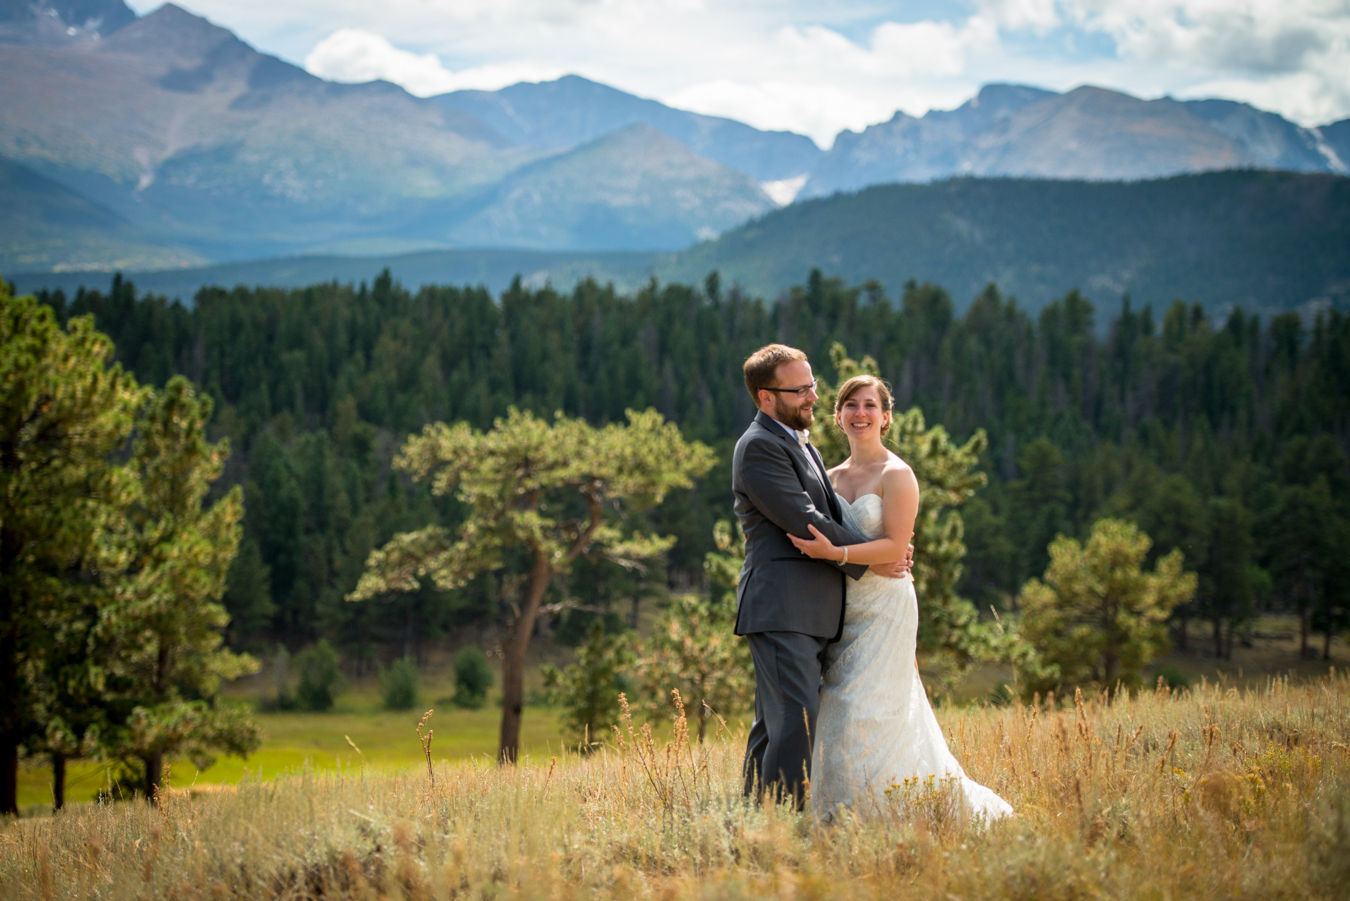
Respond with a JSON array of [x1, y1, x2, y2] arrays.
[[808, 441, 843, 520], [753, 412, 842, 523]]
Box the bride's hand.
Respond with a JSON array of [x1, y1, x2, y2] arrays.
[[789, 524, 843, 561]]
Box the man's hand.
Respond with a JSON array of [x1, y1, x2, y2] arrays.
[[868, 543, 916, 580]]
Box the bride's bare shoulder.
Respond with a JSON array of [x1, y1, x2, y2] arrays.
[[880, 454, 918, 495]]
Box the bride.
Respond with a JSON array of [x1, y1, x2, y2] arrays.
[[788, 374, 1013, 823]]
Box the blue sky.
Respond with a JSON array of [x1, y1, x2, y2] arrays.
[[131, 0, 1350, 147]]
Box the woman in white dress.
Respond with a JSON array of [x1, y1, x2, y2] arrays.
[[789, 375, 1013, 824]]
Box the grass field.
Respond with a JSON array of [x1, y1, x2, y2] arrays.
[[14, 694, 564, 813], [13, 615, 1343, 813], [2, 670, 1347, 900]]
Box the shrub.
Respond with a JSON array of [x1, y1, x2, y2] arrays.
[[294, 640, 344, 711], [453, 646, 493, 709], [259, 645, 298, 711], [542, 619, 635, 750], [1155, 664, 1191, 690], [381, 656, 420, 710]]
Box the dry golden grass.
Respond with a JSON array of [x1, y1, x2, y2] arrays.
[[3, 673, 1348, 900]]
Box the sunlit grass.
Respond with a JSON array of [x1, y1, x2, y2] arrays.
[[4, 672, 1347, 900], [16, 620, 1343, 813], [15, 702, 564, 811]]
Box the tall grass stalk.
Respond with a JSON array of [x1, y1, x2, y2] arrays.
[[2, 672, 1347, 899]]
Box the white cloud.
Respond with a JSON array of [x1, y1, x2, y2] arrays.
[[976, 0, 1063, 32], [1074, 0, 1339, 71], [133, 0, 1350, 142], [1065, 0, 1350, 123], [654, 17, 999, 143], [664, 80, 895, 143], [304, 28, 563, 95]]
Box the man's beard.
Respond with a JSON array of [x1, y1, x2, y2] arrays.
[[774, 394, 814, 431]]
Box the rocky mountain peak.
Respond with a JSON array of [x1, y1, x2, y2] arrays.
[[98, 3, 239, 63], [0, 0, 134, 44]]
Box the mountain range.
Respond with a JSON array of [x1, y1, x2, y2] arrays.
[[2, 0, 1349, 275], [802, 84, 1349, 198], [16, 171, 1350, 326]]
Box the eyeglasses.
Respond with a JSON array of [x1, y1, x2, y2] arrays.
[[761, 378, 818, 399]]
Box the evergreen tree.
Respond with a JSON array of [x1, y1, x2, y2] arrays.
[[1016, 518, 1196, 695], [36, 272, 1350, 671], [349, 407, 714, 762], [0, 289, 146, 814], [105, 377, 261, 797], [1264, 482, 1339, 658]]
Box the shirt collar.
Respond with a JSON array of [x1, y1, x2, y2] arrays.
[[768, 416, 802, 443]]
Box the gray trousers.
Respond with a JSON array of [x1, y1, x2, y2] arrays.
[[743, 630, 830, 808]]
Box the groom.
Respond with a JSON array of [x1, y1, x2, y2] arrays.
[[733, 344, 910, 807]]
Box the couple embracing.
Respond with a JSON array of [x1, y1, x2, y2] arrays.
[[732, 344, 1012, 822]]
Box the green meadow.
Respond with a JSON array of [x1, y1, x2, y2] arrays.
[[15, 689, 563, 812]]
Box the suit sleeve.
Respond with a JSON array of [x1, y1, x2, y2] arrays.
[[739, 436, 870, 581]]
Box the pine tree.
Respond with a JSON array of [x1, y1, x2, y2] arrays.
[[103, 377, 261, 797], [350, 407, 714, 762], [0, 289, 146, 814], [1016, 518, 1197, 695]]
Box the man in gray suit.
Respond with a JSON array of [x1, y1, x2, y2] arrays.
[[733, 343, 910, 806]]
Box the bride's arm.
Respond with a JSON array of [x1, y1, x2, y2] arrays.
[[789, 466, 919, 565]]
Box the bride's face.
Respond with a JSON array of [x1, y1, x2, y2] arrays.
[[837, 387, 890, 445]]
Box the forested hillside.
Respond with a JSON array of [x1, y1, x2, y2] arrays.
[[34, 268, 1350, 663], [668, 171, 1350, 319], [16, 171, 1349, 322]]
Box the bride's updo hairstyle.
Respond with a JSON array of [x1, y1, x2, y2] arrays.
[[834, 374, 894, 432]]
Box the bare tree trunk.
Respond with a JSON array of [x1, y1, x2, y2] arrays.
[[1, 557, 19, 815], [1177, 616, 1188, 651], [498, 554, 552, 764], [404, 600, 413, 661], [52, 754, 65, 811], [0, 744, 13, 816], [1102, 651, 1118, 687], [1300, 599, 1310, 658], [144, 750, 164, 801]]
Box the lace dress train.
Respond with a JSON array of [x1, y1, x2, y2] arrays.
[[810, 494, 1013, 823]]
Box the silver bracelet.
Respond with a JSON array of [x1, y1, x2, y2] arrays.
[[841, 545, 849, 566]]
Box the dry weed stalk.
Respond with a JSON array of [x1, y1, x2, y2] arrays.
[[2, 672, 1347, 900], [416, 710, 434, 787]]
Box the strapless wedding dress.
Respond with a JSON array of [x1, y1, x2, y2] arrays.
[[811, 493, 1013, 823]]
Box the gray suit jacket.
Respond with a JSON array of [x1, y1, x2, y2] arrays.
[[732, 411, 868, 638]]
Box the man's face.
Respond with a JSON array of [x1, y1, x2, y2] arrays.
[[764, 360, 817, 430]]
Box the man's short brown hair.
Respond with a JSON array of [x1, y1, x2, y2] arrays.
[[744, 344, 808, 404]]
